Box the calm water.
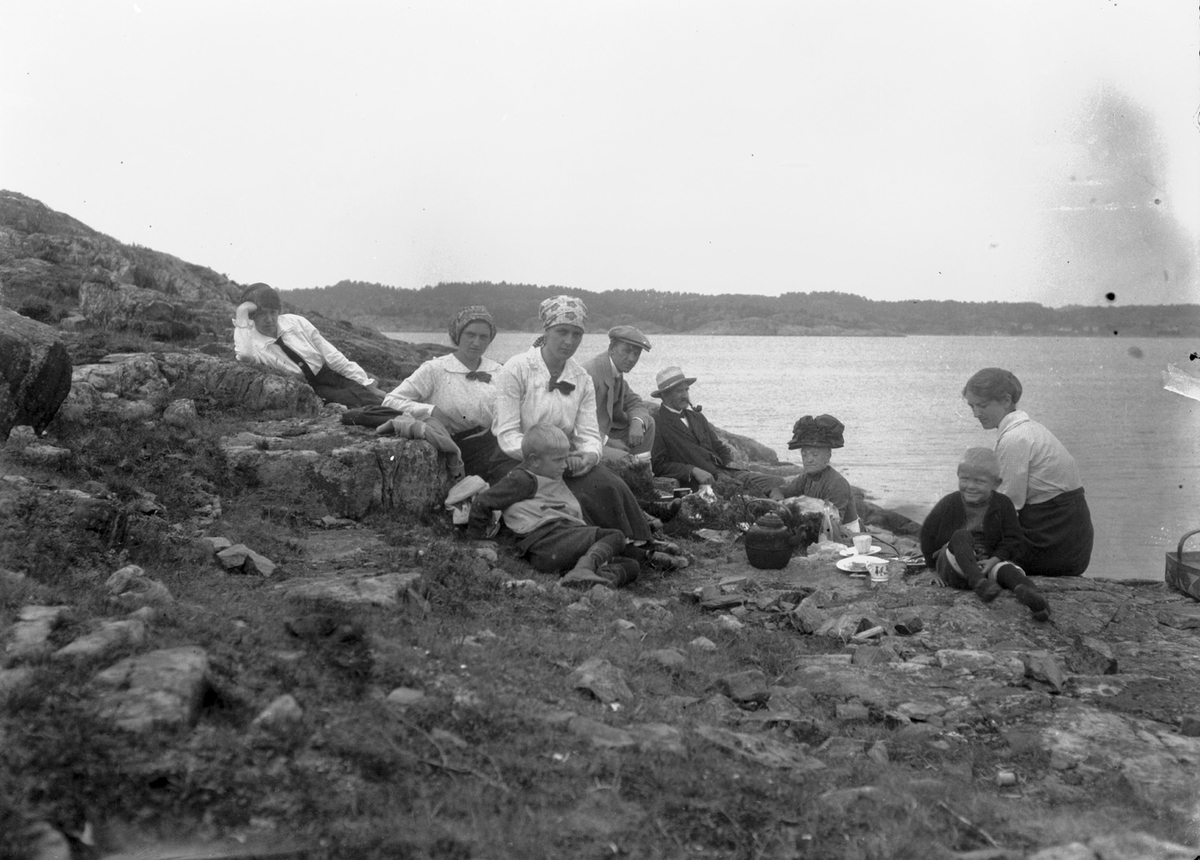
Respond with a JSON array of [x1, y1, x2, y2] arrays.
[[387, 332, 1200, 581]]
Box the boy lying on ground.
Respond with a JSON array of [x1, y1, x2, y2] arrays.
[[466, 424, 687, 588]]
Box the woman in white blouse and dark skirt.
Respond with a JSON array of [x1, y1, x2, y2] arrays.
[[963, 367, 1094, 577], [490, 296, 654, 542], [382, 306, 505, 480]]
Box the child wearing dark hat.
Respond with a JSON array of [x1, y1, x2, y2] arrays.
[[466, 424, 686, 588], [919, 447, 1050, 621], [769, 414, 860, 531]]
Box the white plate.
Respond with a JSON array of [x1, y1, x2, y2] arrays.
[[839, 545, 882, 557], [836, 556, 886, 573]]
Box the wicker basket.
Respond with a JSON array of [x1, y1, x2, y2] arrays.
[[1165, 529, 1200, 601]]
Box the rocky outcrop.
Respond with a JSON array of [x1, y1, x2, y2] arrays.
[[61, 351, 324, 419], [0, 309, 72, 439], [688, 552, 1200, 827], [79, 278, 201, 341], [222, 417, 453, 521], [0, 190, 452, 387], [92, 646, 210, 732]]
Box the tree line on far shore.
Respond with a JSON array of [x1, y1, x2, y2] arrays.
[[282, 280, 1199, 337]]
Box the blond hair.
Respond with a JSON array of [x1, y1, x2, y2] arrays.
[[522, 423, 570, 459]]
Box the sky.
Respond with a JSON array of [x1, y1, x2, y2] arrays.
[[2, 1, 1198, 306]]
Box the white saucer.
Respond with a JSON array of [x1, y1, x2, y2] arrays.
[[836, 556, 884, 573], [840, 545, 881, 557]]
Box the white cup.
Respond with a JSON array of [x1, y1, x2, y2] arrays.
[[867, 560, 888, 582], [853, 534, 873, 555]]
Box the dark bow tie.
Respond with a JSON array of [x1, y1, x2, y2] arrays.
[[464, 370, 491, 382], [548, 380, 576, 395]]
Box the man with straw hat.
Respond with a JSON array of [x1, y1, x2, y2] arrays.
[[650, 366, 782, 496]]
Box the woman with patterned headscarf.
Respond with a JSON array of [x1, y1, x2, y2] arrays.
[[382, 306, 504, 479], [490, 296, 655, 542]]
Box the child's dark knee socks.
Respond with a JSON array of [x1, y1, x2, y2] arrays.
[[995, 562, 1050, 621]]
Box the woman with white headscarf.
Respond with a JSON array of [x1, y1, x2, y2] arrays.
[[491, 296, 654, 541]]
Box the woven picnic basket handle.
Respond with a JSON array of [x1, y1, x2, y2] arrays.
[[1177, 529, 1200, 562]]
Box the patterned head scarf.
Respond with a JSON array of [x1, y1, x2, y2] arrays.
[[534, 295, 587, 347], [448, 306, 496, 345]]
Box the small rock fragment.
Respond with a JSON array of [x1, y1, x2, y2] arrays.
[[254, 694, 304, 731], [1065, 635, 1118, 676], [1022, 650, 1065, 693], [836, 703, 870, 721], [386, 687, 426, 706], [646, 649, 687, 670], [715, 670, 769, 708]]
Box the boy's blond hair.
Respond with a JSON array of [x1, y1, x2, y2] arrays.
[[958, 447, 1002, 482], [522, 423, 570, 459]]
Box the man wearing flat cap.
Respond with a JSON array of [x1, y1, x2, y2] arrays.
[[769, 414, 861, 531], [582, 326, 656, 462], [650, 366, 782, 496]]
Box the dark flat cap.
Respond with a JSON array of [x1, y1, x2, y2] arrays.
[[607, 325, 651, 351]]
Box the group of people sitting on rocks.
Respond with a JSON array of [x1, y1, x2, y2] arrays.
[[233, 286, 1095, 613]]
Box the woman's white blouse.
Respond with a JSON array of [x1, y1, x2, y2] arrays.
[[382, 353, 503, 435], [995, 410, 1082, 509], [492, 348, 603, 460], [232, 314, 373, 385]]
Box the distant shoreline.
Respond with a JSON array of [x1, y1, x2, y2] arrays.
[[376, 326, 1197, 339]]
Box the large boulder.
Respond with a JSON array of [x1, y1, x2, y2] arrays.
[[79, 279, 200, 340], [223, 425, 452, 520], [60, 352, 323, 421], [0, 308, 73, 439]]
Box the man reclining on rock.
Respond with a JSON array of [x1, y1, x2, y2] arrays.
[[233, 283, 386, 408]]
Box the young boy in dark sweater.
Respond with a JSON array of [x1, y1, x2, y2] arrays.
[[920, 447, 1050, 621], [467, 424, 685, 588]]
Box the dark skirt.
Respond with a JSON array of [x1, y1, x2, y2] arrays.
[[310, 365, 384, 408], [453, 427, 502, 480], [565, 465, 654, 542], [1018, 487, 1094, 577], [487, 453, 652, 542]]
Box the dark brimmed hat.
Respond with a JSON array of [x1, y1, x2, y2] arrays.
[[787, 414, 845, 449], [607, 325, 651, 351], [240, 283, 281, 310], [651, 366, 696, 398]]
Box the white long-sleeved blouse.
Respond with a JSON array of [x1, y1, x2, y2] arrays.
[[491, 347, 602, 461], [995, 410, 1082, 510], [232, 313, 374, 386], [382, 353, 503, 435]]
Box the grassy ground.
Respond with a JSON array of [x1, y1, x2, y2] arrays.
[[0, 409, 1185, 859]]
